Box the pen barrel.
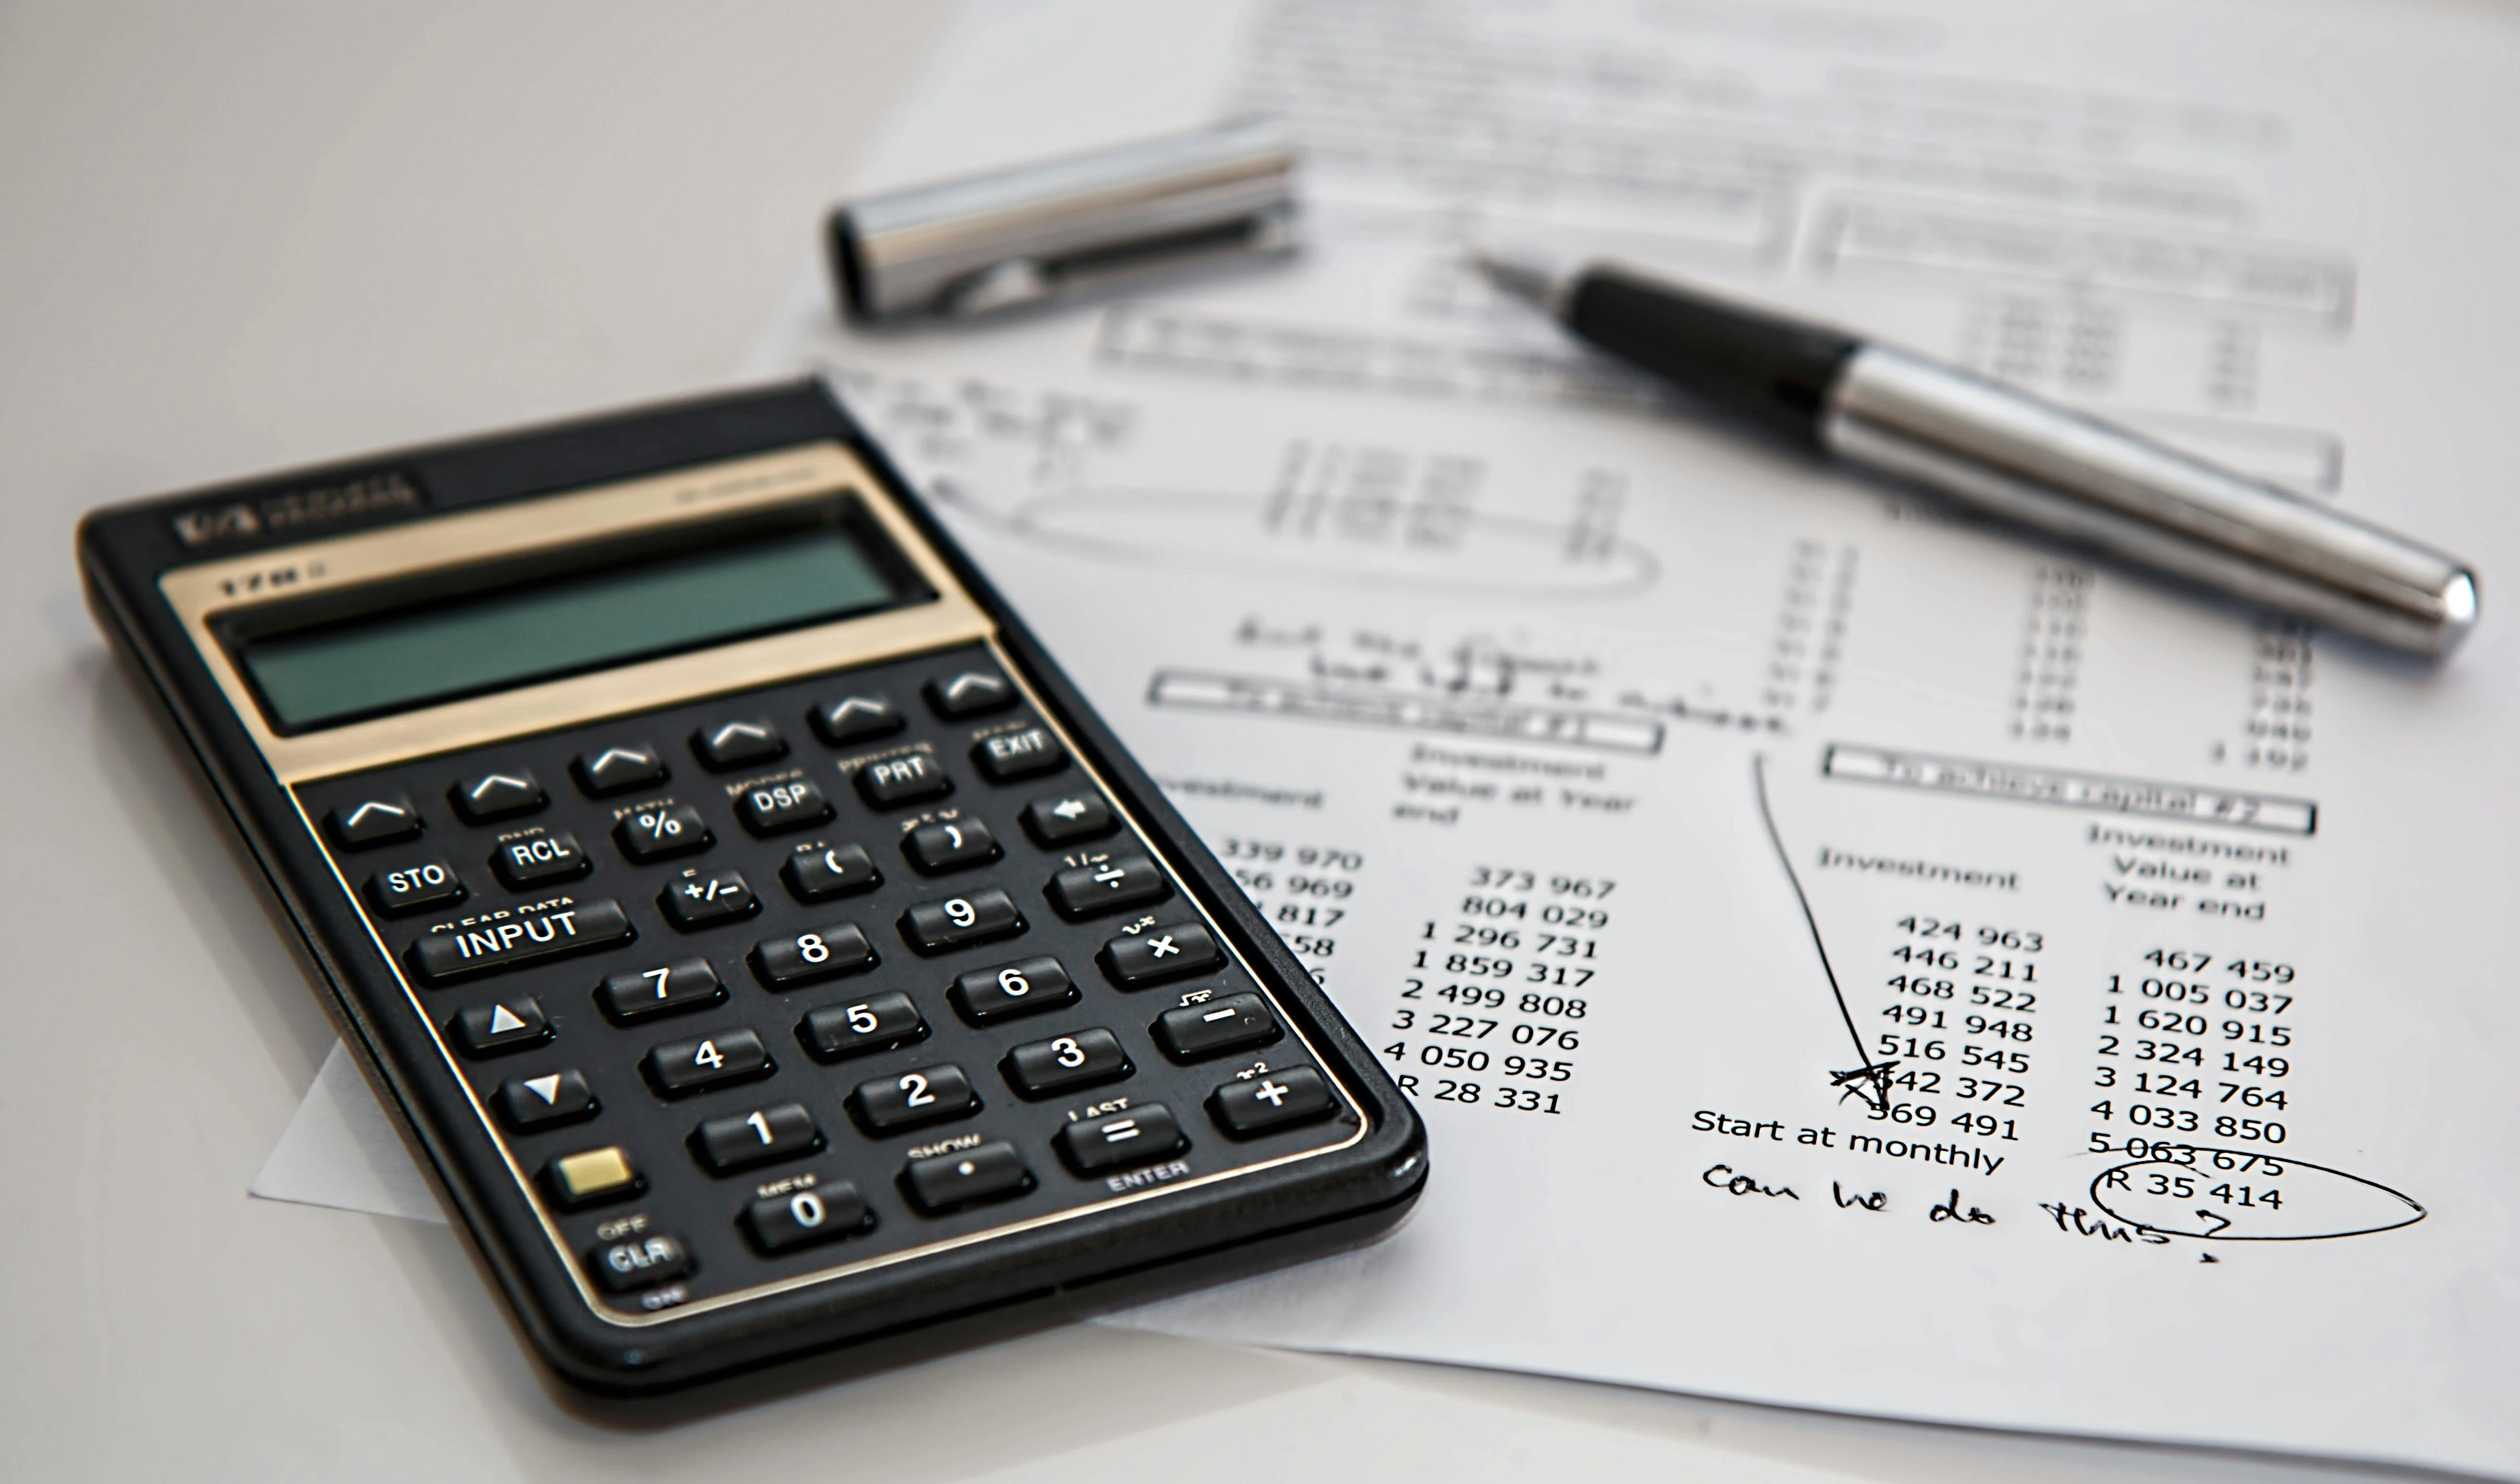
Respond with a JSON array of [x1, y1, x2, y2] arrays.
[[1820, 346, 2478, 655]]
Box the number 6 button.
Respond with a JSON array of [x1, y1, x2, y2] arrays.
[[948, 955, 1077, 1024], [751, 923, 876, 988], [847, 1063, 978, 1133]]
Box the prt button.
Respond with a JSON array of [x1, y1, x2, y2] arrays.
[[855, 753, 952, 808]]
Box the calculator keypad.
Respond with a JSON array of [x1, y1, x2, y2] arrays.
[[296, 644, 1363, 1317]]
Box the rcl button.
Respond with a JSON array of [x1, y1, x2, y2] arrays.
[[492, 830, 590, 889], [588, 1233, 692, 1293]]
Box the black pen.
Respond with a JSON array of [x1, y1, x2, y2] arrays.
[[1471, 251, 2477, 656]]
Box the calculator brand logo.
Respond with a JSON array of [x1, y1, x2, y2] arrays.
[[171, 470, 423, 548]]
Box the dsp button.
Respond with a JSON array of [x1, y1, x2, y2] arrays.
[[1055, 1103, 1185, 1175], [735, 777, 833, 836], [1047, 854, 1171, 919], [847, 1063, 978, 1134], [1155, 993, 1282, 1062], [751, 923, 877, 988], [1099, 922, 1222, 988], [448, 996, 550, 1058], [595, 957, 725, 1024], [782, 842, 881, 902], [1209, 1067, 1336, 1138], [810, 694, 903, 745], [797, 992, 927, 1062], [365, 857, 465, 916], [925, 670, 1015, 719], [948, 956, 1077, 1024], [587, 1233, 692, 1293], [855, 752, 952, 808], [494, 1069, 598, 1130], [614, 802, 711, 862], [902, 1141, 1031, 1213], [450, 769, 545, 823], [660, 869, 759, 931], [408, 900, 633, 983], [743, 1181, 871, 1254], [1021, 792, 1116, 846], [694, 718, 787, 770], [491, 830, 590, 889], [326, 795, 422, 849], [572, 742, 667, 797], [971, 727, 1065, 783], [899, 889, 1024, 954], [643, 1027, 773, 1096], [903, 818, 999, 874], [1001, 1028, 1131, 1099], [692, 1101, 821, 1174]]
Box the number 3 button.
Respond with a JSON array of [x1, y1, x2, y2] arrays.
[[751, 924, 877, 988]]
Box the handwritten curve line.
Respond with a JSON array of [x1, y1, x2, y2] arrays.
[[1752, 753, 1894, 1113]]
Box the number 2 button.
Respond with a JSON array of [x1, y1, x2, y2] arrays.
[[847, 1063, 977, 1133]]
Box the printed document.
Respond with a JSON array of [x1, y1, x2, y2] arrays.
[[737, 0, 2520, 1473]]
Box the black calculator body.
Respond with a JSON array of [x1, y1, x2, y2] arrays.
[[78, 383, 1424, 1391]]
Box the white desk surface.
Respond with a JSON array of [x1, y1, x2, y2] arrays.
[[0, 4, 2448, 1479]]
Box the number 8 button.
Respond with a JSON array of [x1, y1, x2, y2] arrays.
[[751, 923, 877, 987]]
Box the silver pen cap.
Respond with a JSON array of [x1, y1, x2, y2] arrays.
[[828, 117, 1298, 324]]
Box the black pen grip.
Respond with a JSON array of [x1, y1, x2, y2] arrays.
[[1565, 267, 1858, 448]]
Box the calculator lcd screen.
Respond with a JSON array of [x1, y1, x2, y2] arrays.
[[233, 512, 919, 732]]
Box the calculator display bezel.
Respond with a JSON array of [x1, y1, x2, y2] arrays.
[[151, 437, 1374, 1330]]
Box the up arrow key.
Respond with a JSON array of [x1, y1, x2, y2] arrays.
[[488, 1004, 527, 1035]]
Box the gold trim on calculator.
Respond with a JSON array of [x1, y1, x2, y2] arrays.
[[159, 439, 1369, 1327]]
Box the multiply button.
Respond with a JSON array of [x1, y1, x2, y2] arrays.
[[661, 869, 759, 931], [614, 803, 711, 862], [448, 996, 550, 1058], [856, 753, 951, 808], [1099, 922, 1222, 987], [494, 1069, 598, 1130], [596, 957, 725, 1024], [1047, 855, 1171, 919], [366, 857, 465, 916], [735, 778, 833, 836], [743, 1182, 870, 1254], [847, 1064, 978, 1133], [694, 719, 787, 770], [407, 900, 633, 984], [782, 842, 881, 902], [811, 694, 903, 745], [450, 769, 545, 823], [1001, 1028, 1132, 1098], [1154, 993, 1281, 1062], [587, 1233, 691, 1293], [899, 889, 1024, 954], [904, 818, 999, 873], [925, 671, 1015, 719], [902, 1141, 1031, 1213], [972, 727, 1065, 783], [492, 830, 590, 889], [573, 742, 667, 797], [1021, 792, 1115, 846], [1208, 1067, 1335, 1138], [326, 795, 421, 849], [692, 1102, 821, 1174], [1055, 1103, 1186, 1175]]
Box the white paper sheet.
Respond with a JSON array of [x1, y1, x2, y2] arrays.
[[263, 0, 2520, 1471], [728, 0, 2520, 1473]]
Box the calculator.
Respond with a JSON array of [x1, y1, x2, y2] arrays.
[[78, 383, 1425, 1391]]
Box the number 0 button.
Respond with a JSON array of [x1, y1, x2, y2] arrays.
[[846, 1063, 978, 1133]]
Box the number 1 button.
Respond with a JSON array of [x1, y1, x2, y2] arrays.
[[691, 1102, 820, 1174]]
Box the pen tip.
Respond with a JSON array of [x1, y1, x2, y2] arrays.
[[1463, 246, 1570, 314]]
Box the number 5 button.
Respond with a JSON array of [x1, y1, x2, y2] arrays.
[[846, 1063, 978, 1133], [750, 924, 876, 988]]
